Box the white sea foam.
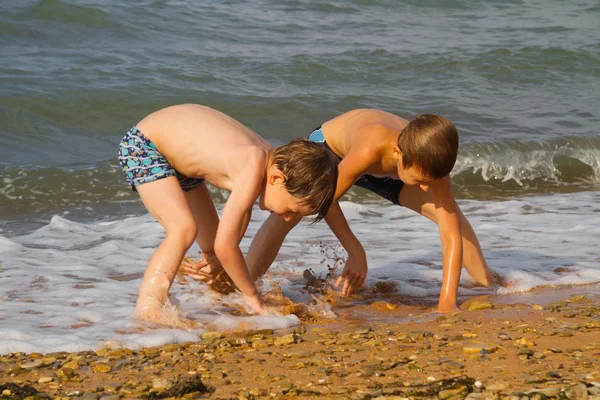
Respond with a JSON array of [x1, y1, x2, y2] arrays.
[[1, 191, 599, 354]]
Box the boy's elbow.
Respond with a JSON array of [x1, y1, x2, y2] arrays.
[[214, 238, 234, 261]]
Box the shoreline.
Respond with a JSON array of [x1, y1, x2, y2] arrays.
[[1, 285, 600, 399]]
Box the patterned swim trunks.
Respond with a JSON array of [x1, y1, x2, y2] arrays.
[[117, 127, 204, 192]]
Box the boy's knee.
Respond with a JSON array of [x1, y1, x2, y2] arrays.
[[167, 219, 197, 247]]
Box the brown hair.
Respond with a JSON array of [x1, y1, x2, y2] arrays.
[[397, 114, 459, 180], [271, 138, 339, 222]]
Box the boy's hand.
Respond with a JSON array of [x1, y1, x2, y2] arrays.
[[244, 293, 269, 315], [335, 249, 367, 296], [184, 252, 222, 284]]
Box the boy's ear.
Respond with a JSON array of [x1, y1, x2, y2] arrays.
[[392, 145, 402, 160], [268, 167, 287, 185]]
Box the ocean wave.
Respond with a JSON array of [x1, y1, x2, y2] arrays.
[[454, 135, 600, 187], [1, 135, 599, 230]]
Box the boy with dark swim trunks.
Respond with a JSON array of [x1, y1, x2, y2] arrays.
[[239, 109, 497, 313], [117, 104, 338, 324]]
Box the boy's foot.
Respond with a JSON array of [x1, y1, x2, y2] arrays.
[[134, 295, 196, 330]]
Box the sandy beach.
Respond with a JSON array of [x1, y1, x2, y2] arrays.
[[2, 285, 599, 400]]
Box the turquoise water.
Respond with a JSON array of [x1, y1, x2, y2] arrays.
[[1, 0, 599, 231]]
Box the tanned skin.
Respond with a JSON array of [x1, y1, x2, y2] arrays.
[[242, 109, 496, 313]]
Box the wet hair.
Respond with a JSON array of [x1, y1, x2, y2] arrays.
[[270, 138, 339, 222], [397, 114, 459, 180]]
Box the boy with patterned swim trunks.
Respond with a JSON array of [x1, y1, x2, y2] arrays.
[[240, 109, 498, 313], [118, 104, 338, 324]]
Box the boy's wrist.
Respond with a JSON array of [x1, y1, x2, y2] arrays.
[[345, 242, 366, 257]]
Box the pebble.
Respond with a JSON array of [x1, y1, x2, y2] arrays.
[[91, 364, 111, 373], [1, 296, 598, 400], [19, 359, 44, 369], [468, 301, 493, 311]]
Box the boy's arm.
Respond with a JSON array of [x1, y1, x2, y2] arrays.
[[324, 202, 367, 296], [333, 127, 383, 201], [324, 134, 380, 295], [214, 173, 264, 314], [431, 176, 463, 313]]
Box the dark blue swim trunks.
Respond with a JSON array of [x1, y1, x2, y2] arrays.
[[118, 127, 205, 192], [308, 126, 405, 206]]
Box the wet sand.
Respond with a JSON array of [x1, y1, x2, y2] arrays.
[[1, 285, 600, 399]]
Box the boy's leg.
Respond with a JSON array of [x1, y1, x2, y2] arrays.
[[398, 185, 497, 286], [135, 177, 198, 321], [246, 213, 302, 280], [182, 183, 221, 281]]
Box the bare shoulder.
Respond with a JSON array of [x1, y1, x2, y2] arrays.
[[230, 145, 268, 185], [349, 123, 394, 155]]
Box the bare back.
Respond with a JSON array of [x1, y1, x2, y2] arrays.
[[322, 109, 408, 176], [137, 104, 270, 191]]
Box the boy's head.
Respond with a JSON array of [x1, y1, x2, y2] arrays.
[[261, 138, 338, 222], [395, 114, 458, 185]]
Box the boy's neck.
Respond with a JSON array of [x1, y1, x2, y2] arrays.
[[381, 141, 400, 174], [263, 150, 274, 191]]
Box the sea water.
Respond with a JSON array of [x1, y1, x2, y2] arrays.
[[1, 193, 599, 354], [1, 0, 599, 353]]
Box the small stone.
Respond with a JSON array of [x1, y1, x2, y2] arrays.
[[283, 351, 312, 358], [567, 383, 589, 400], [446, 361, 465, 370], [38, 376, 53, 383], [370, 301, 398, 311], [57, 367, 76, 379], [468, 301, 493, 311], [6, 365, 22, 375], [76, 394, 99, 400], [152, 377, 170, 389], [486, 383, 507, 392], [274, 334, 297, 346], [438, 385, 469, 400], [201, 331, 223, 340], [92, 364, 111, 373], [525, 388, 561, 397], [63, 359, 79, 369], [463, 344, 496, 354], [568, 295, 590, 303], [41, 356, 57, 366], [546, 348, 563, 353], [20, 359, 44, 369], [514, 337, 535, 347], [252, 340, 269, 350]]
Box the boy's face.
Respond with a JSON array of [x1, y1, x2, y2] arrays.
[[396, 157, 433, 191], [260, 167, 312, 222]]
